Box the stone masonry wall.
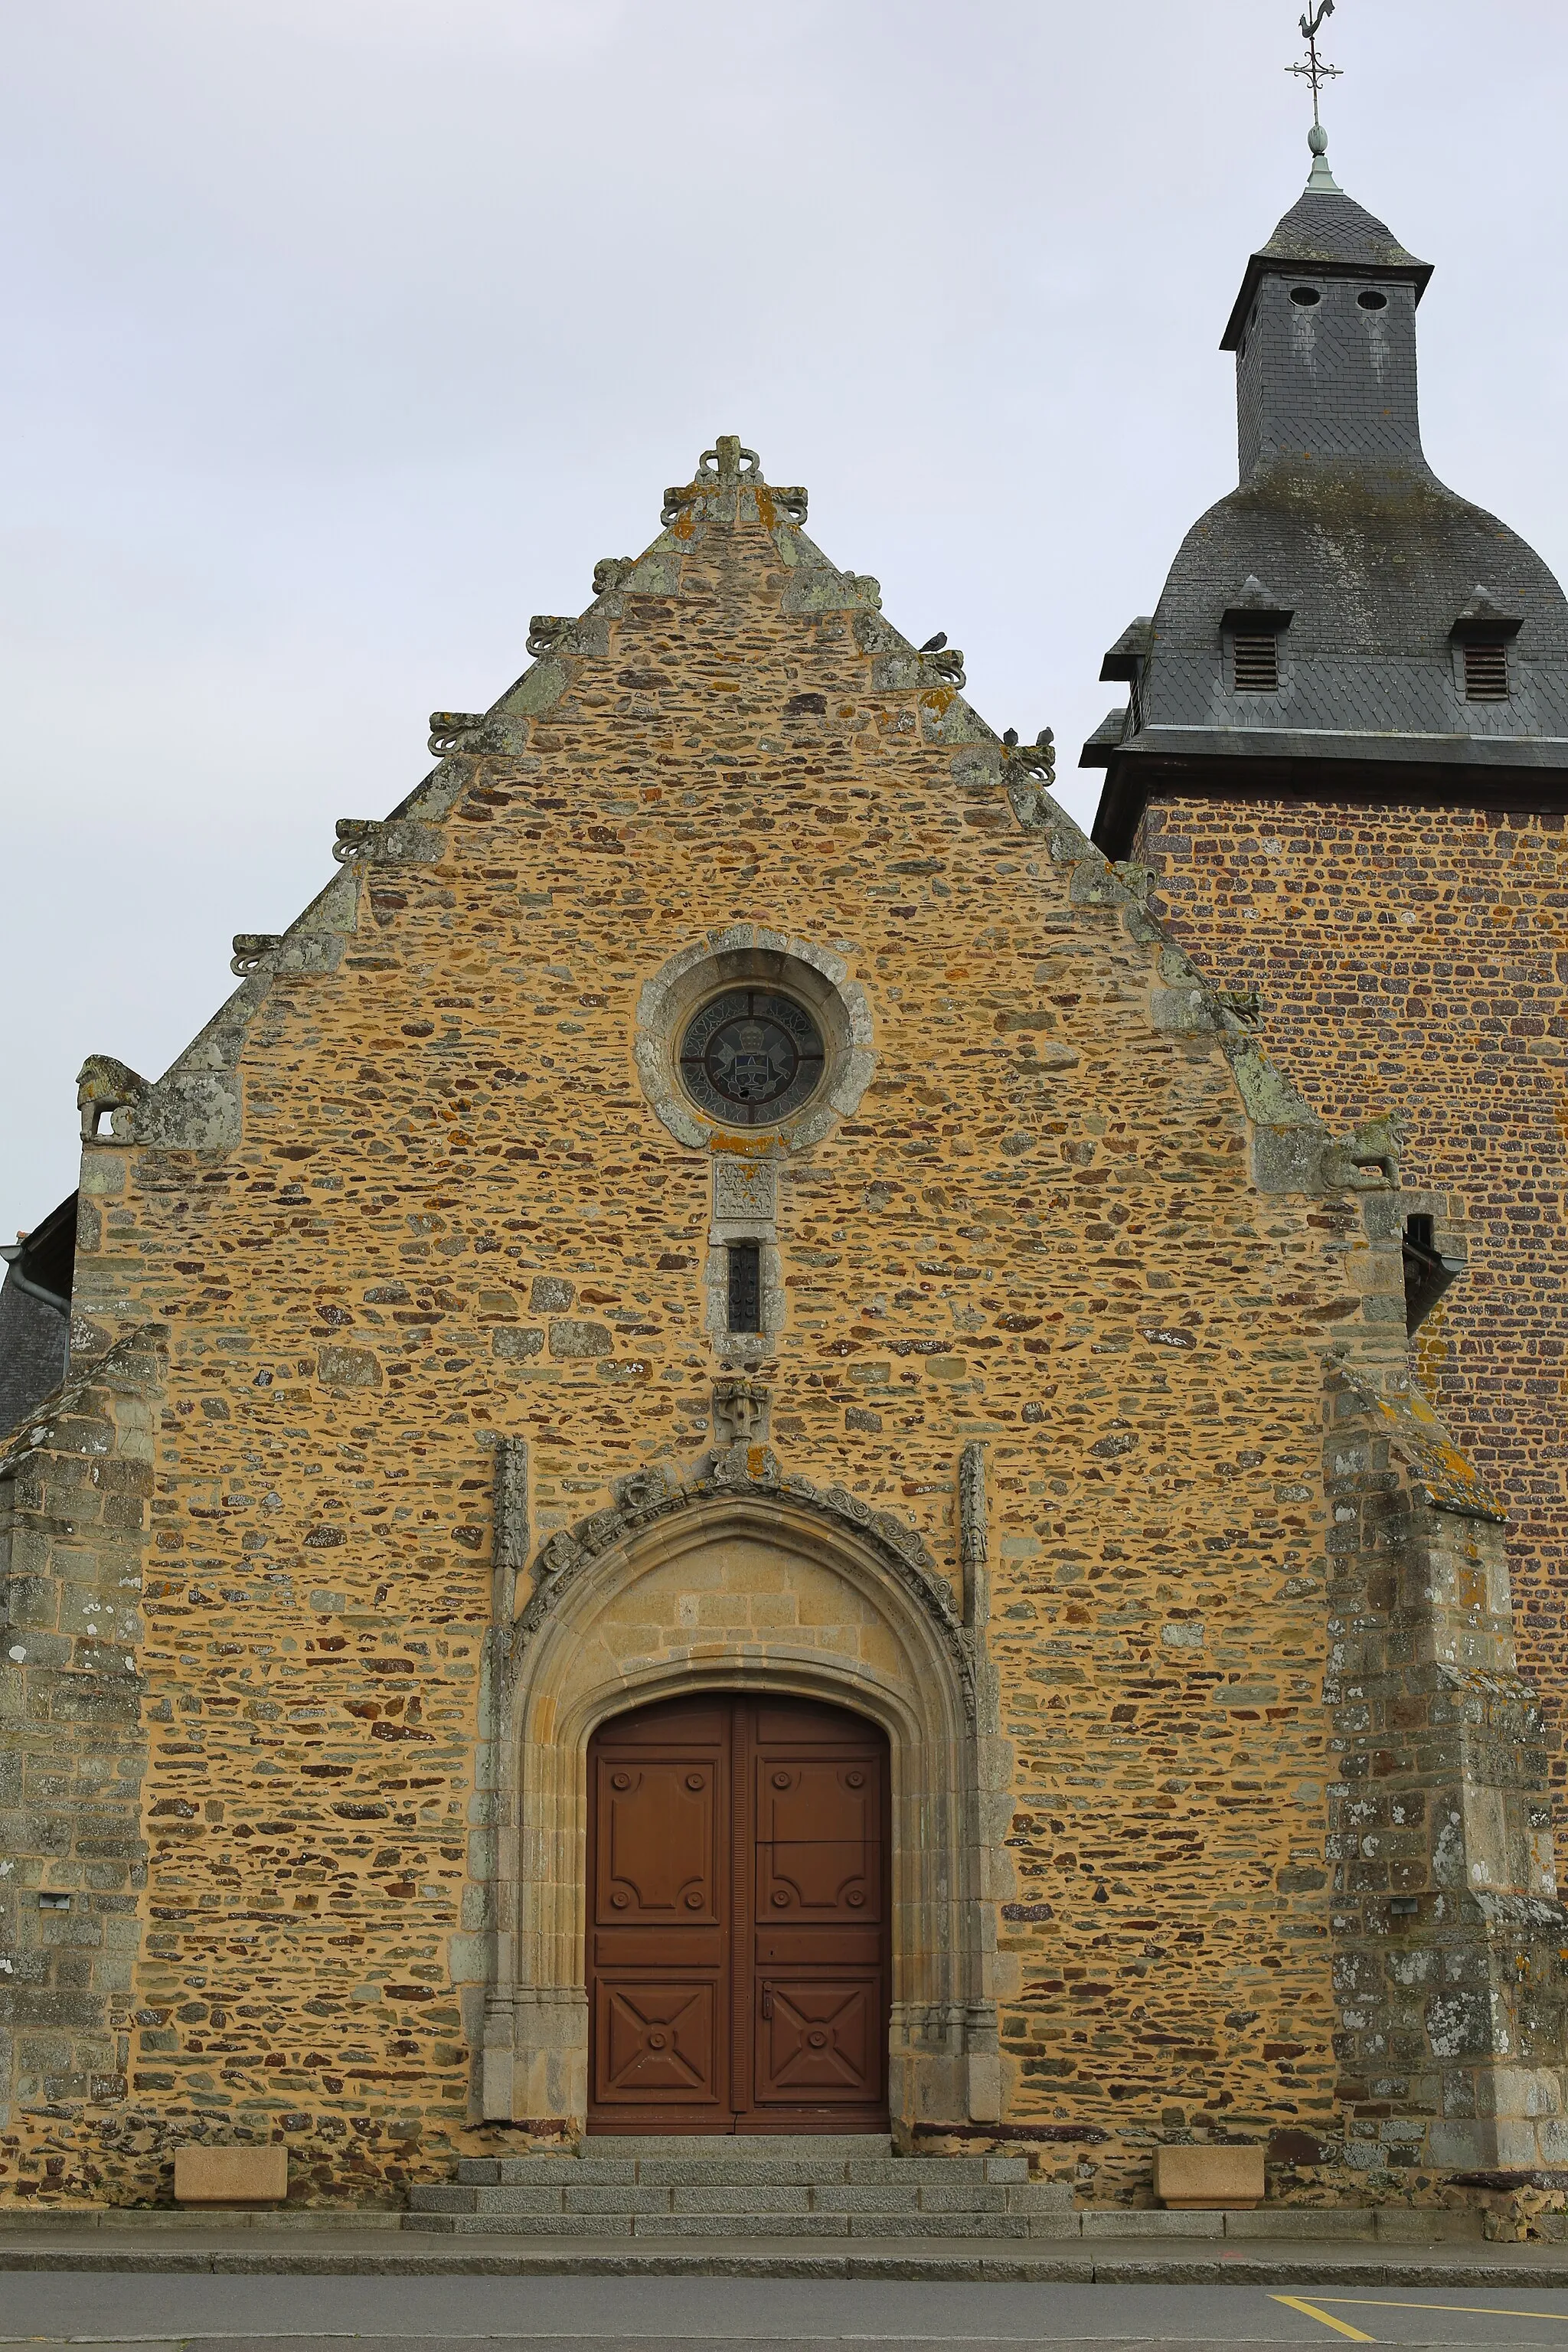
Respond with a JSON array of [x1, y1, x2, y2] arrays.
[[0, 1325, 160, 2199], [1131, 794, 1568, 1823], [0, 449, 1488, 2205]]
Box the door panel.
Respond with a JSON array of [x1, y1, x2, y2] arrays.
[[597, 1980, 719, 2099], [596, 1759, 719, 1922], [755, 1759, 880, 1848], [587, 1692, 888, 2132], [756, 1977, 880, 2102], [756, 1841, 880, 1918]]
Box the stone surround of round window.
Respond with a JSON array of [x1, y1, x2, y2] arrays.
[[634, 926, 873, 1152]]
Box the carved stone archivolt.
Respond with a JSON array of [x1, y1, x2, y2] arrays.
[[511, 1454, 975, 1722]]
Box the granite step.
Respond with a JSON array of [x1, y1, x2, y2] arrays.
[[582, 2135, 894, 2159], [403, 2211, 1073, 2240], [453, 2153, 1028, 2187], [405, 2152, 1073, 2239]]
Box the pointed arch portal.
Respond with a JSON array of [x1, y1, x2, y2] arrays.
[[481, 1485, 1005, 2137]]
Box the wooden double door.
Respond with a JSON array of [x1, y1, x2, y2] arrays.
[[587, 1692, 890, 2132]]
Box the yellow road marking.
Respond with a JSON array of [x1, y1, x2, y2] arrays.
[[1269, 2298, 1374, 2341], [1302, 2296, 1568, 2318]]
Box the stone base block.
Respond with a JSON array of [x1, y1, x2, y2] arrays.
[[1152, 2145, 1263, 2210], [174, 2145, 289, 2206]]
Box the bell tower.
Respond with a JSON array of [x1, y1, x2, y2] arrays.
[[1081, 84, 1568, 1831]]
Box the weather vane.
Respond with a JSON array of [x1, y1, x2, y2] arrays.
[[1287, 2, 1343, 188]]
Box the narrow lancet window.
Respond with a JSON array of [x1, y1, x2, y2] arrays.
[[727, 1241, 762, 1334]]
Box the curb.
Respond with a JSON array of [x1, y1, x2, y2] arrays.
[[4, 2239, 1568, 2285]]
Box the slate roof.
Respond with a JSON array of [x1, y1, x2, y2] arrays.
[[0, 1191, 75, 1445], [1090, 166, 1568, 855], [1221, 189, 1432, 346]]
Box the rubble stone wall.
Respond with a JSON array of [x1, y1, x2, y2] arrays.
[[1131, 793, 1568, 1811], [1, 454, 1547, 2206]]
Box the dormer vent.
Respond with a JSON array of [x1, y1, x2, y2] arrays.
[[1223, 579, 1292, 696], [1451, 586, 1521, 701], [1463, 642, 1509, 701], [1233, 635, 1280, 694]]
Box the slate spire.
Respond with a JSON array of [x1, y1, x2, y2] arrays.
[[1083, 134, 1568, 851]]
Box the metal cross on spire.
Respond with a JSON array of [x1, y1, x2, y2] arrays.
[[1287, 2, 1344, 191]]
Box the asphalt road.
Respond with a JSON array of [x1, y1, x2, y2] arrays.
[[2, 2271, 1568, 2347]]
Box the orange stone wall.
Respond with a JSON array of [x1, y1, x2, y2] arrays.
[[1, 455, 1432, 2206]]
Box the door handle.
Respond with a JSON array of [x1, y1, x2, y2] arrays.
[[761, 1987, 773, 2018]]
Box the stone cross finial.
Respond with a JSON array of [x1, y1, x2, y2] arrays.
[[699, 437, 760, 487]]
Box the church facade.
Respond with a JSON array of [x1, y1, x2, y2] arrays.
[[4, 144, 1568, 2218]]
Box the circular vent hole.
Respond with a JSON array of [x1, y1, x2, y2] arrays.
[[1289, 286, 1322, 308], [1357, 289, 1389, 311]]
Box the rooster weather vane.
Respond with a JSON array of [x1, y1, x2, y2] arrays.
[[1287, 2, 1343, 186]]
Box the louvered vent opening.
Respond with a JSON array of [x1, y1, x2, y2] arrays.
[[1233, 633, 1279, 694], [1463, 642, 1509, 701]]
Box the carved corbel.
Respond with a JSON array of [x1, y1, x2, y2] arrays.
[[713, 1377, 771, 1447], [1321, 1113, 1404, 1191], [428, 710, 485, 756], [230, 933, 282, 977], [921, 647, 966, 688], [525, 616, 574, 659], [76, 1055, 149, 1143], [332, 818, 381, 864], [1000, 726, 1057, 788]]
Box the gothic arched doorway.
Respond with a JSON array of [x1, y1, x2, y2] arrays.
[[586, 1690, 890, 2133]]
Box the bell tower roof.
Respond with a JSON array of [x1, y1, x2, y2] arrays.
[[1220, 182, 1432, 350], [1083, 129, 1568, 857]]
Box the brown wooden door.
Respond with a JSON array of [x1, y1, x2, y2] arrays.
[[587, 1692, 889, 2132]]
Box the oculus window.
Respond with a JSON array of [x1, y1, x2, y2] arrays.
[[678, 990, 825, 1127]]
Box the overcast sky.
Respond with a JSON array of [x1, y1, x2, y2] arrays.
[[3, 0, 1566, 1235]]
